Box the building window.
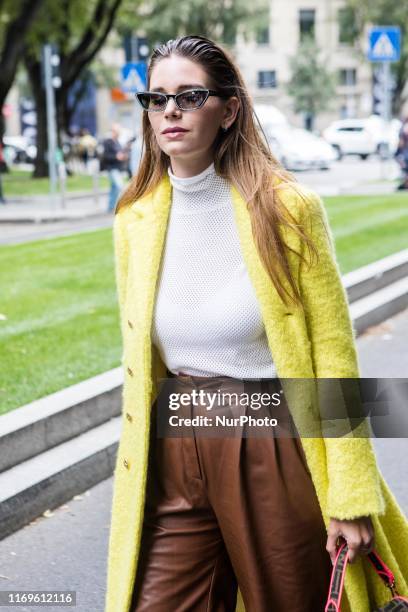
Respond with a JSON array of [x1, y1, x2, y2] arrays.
[[299, 9, 315, 41], [339, 68, 357, 86], [258, 70, 277, 89], [256, 26, 270, 45], [338, 7, 358, 45]]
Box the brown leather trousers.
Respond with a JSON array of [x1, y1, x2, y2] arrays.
[[131, 373, 332, 612]]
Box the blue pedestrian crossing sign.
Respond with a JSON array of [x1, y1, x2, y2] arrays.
[[120, 62, 147, 93], [367, 26, 401, 62]]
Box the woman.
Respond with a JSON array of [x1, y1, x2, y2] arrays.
[[106, 35, 408, 612]]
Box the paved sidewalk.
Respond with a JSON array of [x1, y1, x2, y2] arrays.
[[0, 191, 109, 222]]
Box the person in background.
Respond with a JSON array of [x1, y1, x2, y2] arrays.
[[127, 131, 143, 178], [395, 117, 408, 190], [101, 123, 129, 212], [78, 128, 97, 173]]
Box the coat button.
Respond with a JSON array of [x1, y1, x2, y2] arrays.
[[127, 366, 134, 376], [127, 319, 134, 329], [123, 458, 130, 469], [126, 412, 133, 422]]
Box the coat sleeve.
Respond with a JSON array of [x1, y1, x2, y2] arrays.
[[112, 211, 129, 360], [298, 189, 386, 520]]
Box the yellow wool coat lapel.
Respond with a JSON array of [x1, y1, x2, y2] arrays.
[[106, 173, 408, 612]]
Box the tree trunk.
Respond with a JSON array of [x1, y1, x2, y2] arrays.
[[0, 0, 45, 142], [27, 60, 50, 178]]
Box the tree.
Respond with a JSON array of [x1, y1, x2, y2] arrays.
[[0, 0, 45, 141], [115, 0, 269, 52], [286, 36, 337, 131], [345, 0, 408, 115], [22, 0, 123, 177]]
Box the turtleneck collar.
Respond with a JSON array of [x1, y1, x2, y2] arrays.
[[167, 161, 216, 193]]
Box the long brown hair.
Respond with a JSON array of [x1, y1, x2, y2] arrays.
[[116, 35, 320, 308]]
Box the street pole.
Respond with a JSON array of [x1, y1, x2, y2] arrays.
[[346, 69, 354, 118], [368, 26, 401, 180], [42, 44, 58, 209], [382, 61, 391, 123], [380, 61, 392, 179]]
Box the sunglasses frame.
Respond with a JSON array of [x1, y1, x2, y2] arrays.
[[136, 88, 229, 112]]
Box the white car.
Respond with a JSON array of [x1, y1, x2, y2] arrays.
[[3, 135, 37, 164], [264, 126, 337, 171], [322, 116, 401, 160], [253, 104, 289, 130]]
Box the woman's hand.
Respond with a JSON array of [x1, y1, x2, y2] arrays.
[[326, 515, 375, 565]]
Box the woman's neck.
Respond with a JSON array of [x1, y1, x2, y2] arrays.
[[168, 157, 215, 178]]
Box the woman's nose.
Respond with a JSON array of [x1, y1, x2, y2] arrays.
[[164, 97, 181, 115]]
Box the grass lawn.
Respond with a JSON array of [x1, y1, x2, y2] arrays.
[[0, 227, 119, 415], [1, 167, 109, 196], [0, 192, 407, 414], [323, 193, 408, 273]]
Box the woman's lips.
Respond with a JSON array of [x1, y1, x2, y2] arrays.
[[163, 130, 189, 138]]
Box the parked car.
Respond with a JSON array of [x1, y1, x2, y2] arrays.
[[254, 105, 337, 170], [3, 135, 37, 164], [265, 125, 337, 171], [322, 116, 401, 160], [254, 104, 289, 130]]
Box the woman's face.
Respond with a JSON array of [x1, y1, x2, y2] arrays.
[[147, 55, 239, 168]]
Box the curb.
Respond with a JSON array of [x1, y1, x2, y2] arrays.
[[344, 250, 408, 303], [0, 419, 120, 540], [0, 207, 110, 224], [4, 190, 108, 204], [351, 277, 408, 334], [0, 192, 110, 223], [0, 369, 123, 473]]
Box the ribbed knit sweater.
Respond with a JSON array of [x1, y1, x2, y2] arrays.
[[151, 160, 277, 379]]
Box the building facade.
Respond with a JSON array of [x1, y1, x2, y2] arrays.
[[235, 0, 374, 130]]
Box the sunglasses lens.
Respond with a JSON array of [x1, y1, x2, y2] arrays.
[[177, 90, 207, 110], [138, 93, 166, 111]]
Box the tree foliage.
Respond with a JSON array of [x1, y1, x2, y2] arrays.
[[116, 0, 269, 50], [286, 36, 337, 129]]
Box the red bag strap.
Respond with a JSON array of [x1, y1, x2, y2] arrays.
[[324, 540, 400, 612]]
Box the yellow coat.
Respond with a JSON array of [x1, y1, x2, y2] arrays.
[[105, 174, 408, 612]]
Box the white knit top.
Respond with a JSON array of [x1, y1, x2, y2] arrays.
[[151, 160, 277, 379]]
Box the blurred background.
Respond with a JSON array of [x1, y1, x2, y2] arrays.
[[0, 0, 407, 197]]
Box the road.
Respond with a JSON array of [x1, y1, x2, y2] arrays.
[[292, 155, 401, 195], [0, 307, 407, 612]]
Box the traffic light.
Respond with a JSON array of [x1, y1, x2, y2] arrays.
[[41, 43, 61, 89], [136, 37, 149, 61], [123, 33, 149, 62], [50, 44, 61, 89]]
